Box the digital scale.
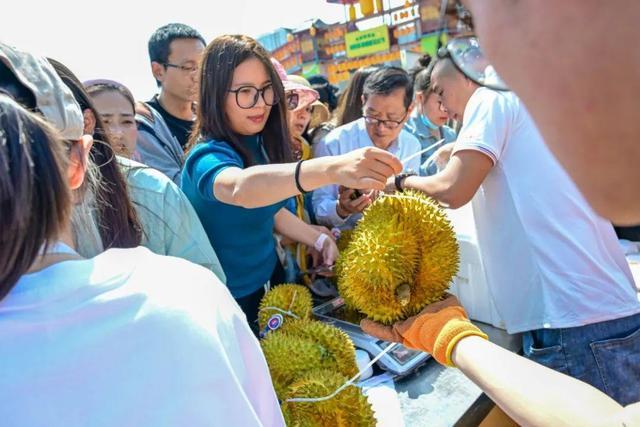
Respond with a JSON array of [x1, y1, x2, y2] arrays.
[[313, 297, 430, 377]]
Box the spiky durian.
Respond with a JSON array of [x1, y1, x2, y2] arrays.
[[261, 332, 327, 398], [336, 199, 420, 321], [337, 190, 459, 324], [336, 229, 354, 252], [281, 369, 377, 427], [258, 284, 313, 331], [261, 319, 359, 400], [281, 319, 359, 379]]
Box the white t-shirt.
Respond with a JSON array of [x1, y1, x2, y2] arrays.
[[453, 87, 640, 333], [0, 247, 284, 427]]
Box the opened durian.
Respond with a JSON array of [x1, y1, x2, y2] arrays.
[[261, 318, 358, 399], [337, 190, 459, 324], [258, 284, 313, 331], [281, 369, 376, 427]]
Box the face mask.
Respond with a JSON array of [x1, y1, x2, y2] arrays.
[[419, 111, 439, 131]]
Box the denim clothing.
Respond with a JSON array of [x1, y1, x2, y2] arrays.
[[523, 312, 640, 405]]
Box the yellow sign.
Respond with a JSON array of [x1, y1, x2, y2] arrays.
[[345, 25, 390, 58]]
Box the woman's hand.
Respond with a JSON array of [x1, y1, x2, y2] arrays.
[[319, 234, 339, 267], [328, 147, 403, 191]]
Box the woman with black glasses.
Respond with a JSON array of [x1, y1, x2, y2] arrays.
[[180, 35, 402, 330]]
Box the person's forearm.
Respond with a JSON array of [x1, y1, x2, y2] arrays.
[[402, 151, 493, 209], [452, 336, 625, 427], [274, 208, 321, 247], [225, 157, 339, 208], [403, 175, 460, 208]]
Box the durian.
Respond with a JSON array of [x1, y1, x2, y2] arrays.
[[258, 284, 313, 331], [281, 319, 359, 380], [337, 190, 459, 324], [261, 319, 358, 399], [336, 229, 354, 252], [281, 369, 377, 427]]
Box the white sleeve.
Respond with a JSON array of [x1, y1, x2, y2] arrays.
[[312, 133, 351, 227], [452, 89, 512, 165]]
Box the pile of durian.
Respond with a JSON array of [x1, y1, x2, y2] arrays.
[[259, 284, 376, 426], [337, 190, 459, 324]]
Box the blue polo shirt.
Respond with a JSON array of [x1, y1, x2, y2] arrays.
[[181, 136, 286, 298]]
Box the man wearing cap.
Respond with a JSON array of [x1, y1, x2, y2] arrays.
[[393, 53, 640, 400], [136, 23, 206, 185], [312, 66, 422, 230]]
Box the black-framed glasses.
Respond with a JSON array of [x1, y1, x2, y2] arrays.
[[163, 63, 198, 74], [363, 113, 407, 129], [227, 84, 279, 109], [286, 92, 299, 111]]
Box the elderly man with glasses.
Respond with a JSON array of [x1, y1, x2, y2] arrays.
[[312, 66, 422, 230]]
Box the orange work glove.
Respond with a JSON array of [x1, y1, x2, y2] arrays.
[[360, 295, 488, 367]]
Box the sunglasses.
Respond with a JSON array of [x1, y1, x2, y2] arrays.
[[286, 92, 299, 111], [436, 0, 509, 91]]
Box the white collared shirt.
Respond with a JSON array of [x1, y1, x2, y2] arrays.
[[312, 117, 421, 229]]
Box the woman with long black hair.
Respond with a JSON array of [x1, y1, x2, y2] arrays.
[[182, 35, 402, 327]]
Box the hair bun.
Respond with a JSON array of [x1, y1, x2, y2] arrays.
[[417, 54, 432, 68]]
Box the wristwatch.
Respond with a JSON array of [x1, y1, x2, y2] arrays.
[[394, 172, 417, 192]]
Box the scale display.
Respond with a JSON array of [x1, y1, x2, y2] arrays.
[[313, 297, 430, 377]]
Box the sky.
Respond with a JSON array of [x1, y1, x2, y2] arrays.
[[0, 0, 347, 99]]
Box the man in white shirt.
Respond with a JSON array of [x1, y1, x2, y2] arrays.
[[313, 66, 421, 230], [394, 54, 640, 404]]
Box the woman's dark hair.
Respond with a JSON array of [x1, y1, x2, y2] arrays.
[[308, 75, 339, 111], [48, 59, 142, 249], [85, 80, 136, 112], [335, 66, 380, 126], [0, 95, 71, 297], [411, 54, 433, 93], [362, 66, 414, 109], [189, 35, 292, 166]]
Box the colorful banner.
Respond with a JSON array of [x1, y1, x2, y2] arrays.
[[345, 25, 390, 58], [420, 32, 448, 56], [302, 62, 321, 78]]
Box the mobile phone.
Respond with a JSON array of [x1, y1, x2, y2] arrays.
[[349, 189, 363, 201]]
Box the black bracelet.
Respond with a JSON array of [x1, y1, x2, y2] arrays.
[[394, 172, 416, 192], [294, 160, 309, 194]]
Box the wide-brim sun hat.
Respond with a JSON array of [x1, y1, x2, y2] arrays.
[[286, 74, 330, 129], [270, 58, 320, 110]]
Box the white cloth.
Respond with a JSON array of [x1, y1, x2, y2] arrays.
[[312, 117, 421, 229], [453, 87, 640, 333], [0, 247, 284, 427]]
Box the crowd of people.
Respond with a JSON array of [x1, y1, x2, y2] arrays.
[[1, 0, 640, 425]]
